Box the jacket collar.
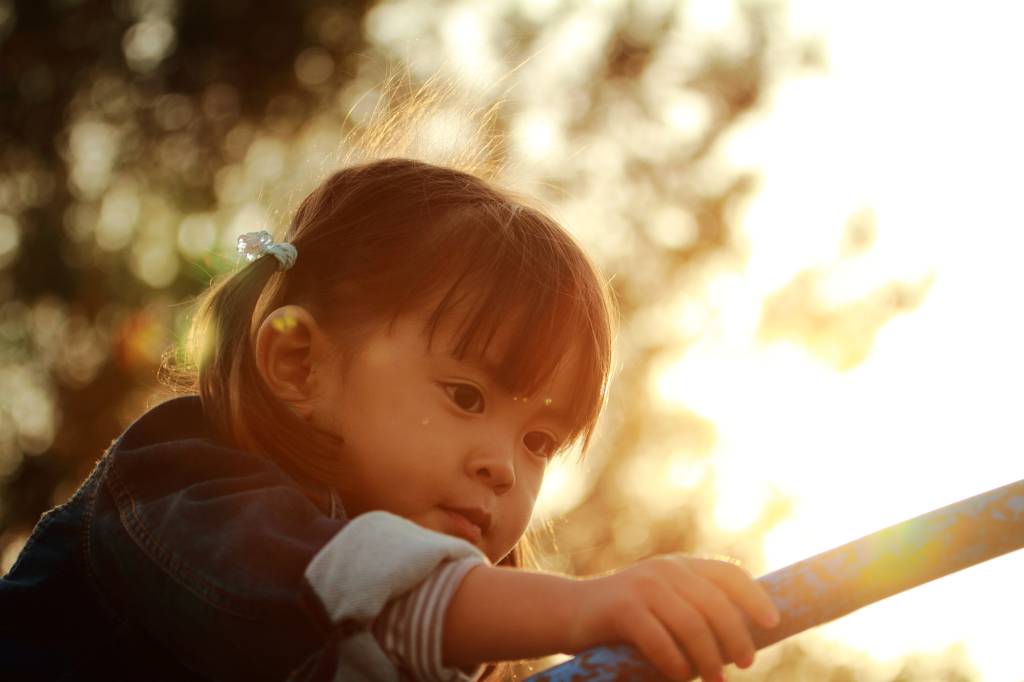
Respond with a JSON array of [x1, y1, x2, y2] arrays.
[[112, 394, 345, 520]]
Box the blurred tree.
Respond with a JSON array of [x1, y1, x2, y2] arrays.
[[0, 0, 370, 556]]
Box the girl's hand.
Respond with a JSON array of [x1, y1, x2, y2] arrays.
[[566, 555, 780, 682]]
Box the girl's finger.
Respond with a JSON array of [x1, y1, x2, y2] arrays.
[[690, 558, 780, 629], [651, 591, 724, 682], [627, 608, 693, 681], [668, 567, 756, 669]]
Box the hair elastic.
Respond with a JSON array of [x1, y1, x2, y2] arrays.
[[236, 230, 298, 271]]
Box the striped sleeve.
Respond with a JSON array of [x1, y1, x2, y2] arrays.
[[372, 556, 487, 682]]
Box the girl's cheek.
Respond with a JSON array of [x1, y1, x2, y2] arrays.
[[513, 475, 543, 526], [520, 458, 546, 493]]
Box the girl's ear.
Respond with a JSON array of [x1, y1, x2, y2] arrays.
[[254, 305, 334, 421]]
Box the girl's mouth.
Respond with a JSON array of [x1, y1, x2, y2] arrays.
[[442, 508, 484, 544]]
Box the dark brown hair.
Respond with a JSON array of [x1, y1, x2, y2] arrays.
[[175, 159, 615, 572]]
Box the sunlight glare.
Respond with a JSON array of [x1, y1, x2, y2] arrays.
[[535, 456, 587, 520], [660, 2, 1024, 678]]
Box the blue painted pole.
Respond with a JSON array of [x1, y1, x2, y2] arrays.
[[526, 478, 1024, 681]]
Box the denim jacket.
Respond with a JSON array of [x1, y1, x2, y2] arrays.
[[0, 395, 441, 681], [1, 395, 487, 682]]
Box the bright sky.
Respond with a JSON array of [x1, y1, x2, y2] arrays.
[[655, 1, 1024, 679]]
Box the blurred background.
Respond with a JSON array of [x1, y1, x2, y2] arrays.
[[2, 0, 1023, 679]]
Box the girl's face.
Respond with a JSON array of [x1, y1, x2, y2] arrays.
[[310, 304, 580, 563]]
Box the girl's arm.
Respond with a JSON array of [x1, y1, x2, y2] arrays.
[[443, 558, 781, 682], [442, 565, 579, 665]]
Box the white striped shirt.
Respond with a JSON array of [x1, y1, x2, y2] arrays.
[[303, 511, 490, 681], [372, 557, 486, 682]]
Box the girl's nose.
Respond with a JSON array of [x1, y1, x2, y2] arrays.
[[468, 444, 516, 494]]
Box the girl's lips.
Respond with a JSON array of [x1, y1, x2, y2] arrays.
[[442, 508, 483, 544]]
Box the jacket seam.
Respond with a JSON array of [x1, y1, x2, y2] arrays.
[[81, 456, 125, 622], [5, 508, 58, 577], [104, 461, 261, 620]]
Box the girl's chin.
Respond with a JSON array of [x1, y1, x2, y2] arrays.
[[410, 510, 507, 562]]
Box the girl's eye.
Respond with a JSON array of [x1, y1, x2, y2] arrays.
[[444, 383, 485, 413], [523, 431, 560, 459]]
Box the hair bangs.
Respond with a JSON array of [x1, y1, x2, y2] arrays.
[[415, 205, 611, 452]]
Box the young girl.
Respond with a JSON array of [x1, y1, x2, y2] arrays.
[[1, 158, 779, 682]]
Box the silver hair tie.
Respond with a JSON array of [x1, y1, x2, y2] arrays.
[[236, 230, 298, 271]]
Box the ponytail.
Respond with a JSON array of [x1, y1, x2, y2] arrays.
[[175, 248, 346, 488]]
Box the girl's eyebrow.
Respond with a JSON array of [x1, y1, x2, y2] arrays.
[[532, 404, 574, 435]]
